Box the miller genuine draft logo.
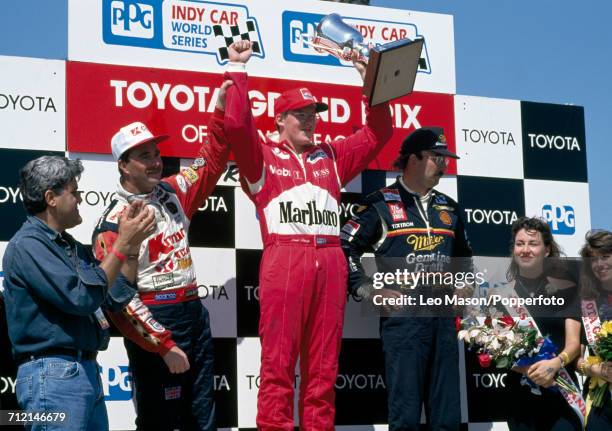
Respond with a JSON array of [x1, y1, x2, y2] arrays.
[[407, 234, 445, 251]]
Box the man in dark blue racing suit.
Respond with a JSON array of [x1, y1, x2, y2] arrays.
[[341, 127, 472, 430]]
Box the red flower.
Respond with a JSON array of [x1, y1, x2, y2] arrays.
[[500, 315, 515, 327], [484, 316, 492, 327], [455, 316, 462, 331], [478, 353, 492, 368]]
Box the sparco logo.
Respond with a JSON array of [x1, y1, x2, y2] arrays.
[[542, 204, 575, 235], [335, 374, 386, 390], [465, 209, 518, 225], [0, 94, 57, 112], [279, 201, 338, 227], [528, 134, 581, 151], [461, 129, 515, 145]]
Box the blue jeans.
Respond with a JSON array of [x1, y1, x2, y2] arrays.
[[15, 355, 108, 431]]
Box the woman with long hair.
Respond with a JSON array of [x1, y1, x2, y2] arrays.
[[502, 217, 583, 430], [576, 230, 612, 430]]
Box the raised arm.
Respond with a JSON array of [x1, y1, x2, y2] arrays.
[[163, 104, 231, 219], [329, 54, 393, 186], [222, 40, 265, 189]]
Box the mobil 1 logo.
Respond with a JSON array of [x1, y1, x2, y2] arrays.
[[0, 149, 64, 241], [521, 101, 587, 182], [457, 176, 525, 256]]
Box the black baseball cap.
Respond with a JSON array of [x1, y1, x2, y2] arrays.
[[399, 127, 459, 159]]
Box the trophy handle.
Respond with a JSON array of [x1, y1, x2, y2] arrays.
[[303, 36, 355, 61]]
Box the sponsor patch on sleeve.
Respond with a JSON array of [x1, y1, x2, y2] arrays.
[[341, 219, 361, 236], [191, 157, 206, 170], [434, 194, 448, 204], [382, 188, 401, 202], [176, 174, 189, 193], [144, 316, 165, 333], [182, 167, 199, 184], [439, 210, 453, 226]]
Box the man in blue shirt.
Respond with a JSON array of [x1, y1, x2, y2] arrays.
[[2, 156, 155, 431]]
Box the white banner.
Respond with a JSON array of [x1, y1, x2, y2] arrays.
[[523, 179, 591, 256], [454, 95, 524, 179], [68, 0, 455, 94], [0, 56, 66, 151]]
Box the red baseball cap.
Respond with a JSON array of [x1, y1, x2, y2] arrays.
[[275, 87, 328, 115]]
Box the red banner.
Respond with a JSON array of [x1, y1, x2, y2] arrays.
[[67, 61, 456, 173]]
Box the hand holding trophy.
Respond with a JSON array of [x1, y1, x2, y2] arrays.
[[305, 13, 424, 106]]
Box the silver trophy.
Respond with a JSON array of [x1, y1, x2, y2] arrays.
[[306, 13, 424, 106]]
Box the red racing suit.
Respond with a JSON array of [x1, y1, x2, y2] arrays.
[[92, 108, 229, 430], [224, 64, 393, 431]]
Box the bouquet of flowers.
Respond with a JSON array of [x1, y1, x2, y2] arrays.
[[457, 315, 577, 393], [586, 321, 612, 407], [457, 315, 540, 369]]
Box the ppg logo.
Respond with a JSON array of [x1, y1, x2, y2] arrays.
[[100, 365, 133, 401], [288, 19, 324, 57], [542, 205, 576, 235], [110, 0, 154, 39], [282, 11, 341, 67]]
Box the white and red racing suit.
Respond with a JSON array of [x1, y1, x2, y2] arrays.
[[93, 108, 229, 430], [224, 64, 393, 431]]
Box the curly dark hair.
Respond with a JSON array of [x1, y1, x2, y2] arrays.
[[579, 230, 612, 299], [506, 216, 563, 281]]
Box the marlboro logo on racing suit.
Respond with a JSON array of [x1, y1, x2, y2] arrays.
[[279, 200, 339, 227]]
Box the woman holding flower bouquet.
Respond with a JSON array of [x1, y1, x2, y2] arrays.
[[502, 217, 583, 431], [576, 230, 612, 430]]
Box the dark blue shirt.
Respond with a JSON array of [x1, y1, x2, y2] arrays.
[[2, 216, 136, 356]]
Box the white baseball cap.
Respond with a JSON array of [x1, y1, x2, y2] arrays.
[[111, 121, 169, 161]]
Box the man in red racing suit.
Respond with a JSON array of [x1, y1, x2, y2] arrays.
[[92, 90, 230, 430], [222, 40, 393, 430]]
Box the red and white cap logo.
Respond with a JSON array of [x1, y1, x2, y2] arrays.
[[299, 88, 315, 101], [111, 121, 169, 161]]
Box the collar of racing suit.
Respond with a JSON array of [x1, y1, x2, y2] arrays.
[[266, 131, 322, 156], [398, 176, 433, 239], [115, 181, 170, 223]]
